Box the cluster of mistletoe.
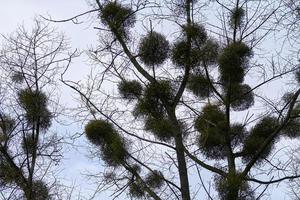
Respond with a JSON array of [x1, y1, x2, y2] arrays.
[[80, 1, 300, 199], [0, 20, 66, 200], [85, 118, 166, 198], [0, 88, 52, 199]]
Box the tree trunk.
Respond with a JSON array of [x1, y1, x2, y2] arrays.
[[175, 134, 191, 200]]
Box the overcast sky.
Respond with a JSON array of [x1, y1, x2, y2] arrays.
[[0, 1, 297, 199]]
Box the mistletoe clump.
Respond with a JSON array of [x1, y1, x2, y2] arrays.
[[145, 117, 174, 142], [215, 173, 255, 200], [85, 120, 128, 166], [101, 135, 128, 166], [129, 180, 145, 198], [281, 104, 300, 138], [230, 123, 248, 149], [173, 23, 219, 67], [0, 162, 18, 185], [134, 80, 174, 118], [0, 115, 15, 143], [187, 73, 211, 99], [218, 42, 252, 84], [85, 120, 116, 146], [18, 89, 52, 129], [171, 40, 201, 67], [134, 81, 176, 141], [138, 32, 169, 66], [183, 23, 207, 46], [282, 92, 294, 103], [230, 84, 254, 111], [31, 180, 50, 200], [242, 117, 278, 163], [134, 97, 165, 119], [199, 38, 219, 64], [118, 80, 143, 100], [282, 119, 300, 138], [100, 1, 136, 39], [145, 170, 165, 189], [11, 71, 24, 83], [195, 104, 227, 159], [131, 164, 141, 174], [230, 7, 246, 28]]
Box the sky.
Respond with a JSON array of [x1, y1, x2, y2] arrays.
[[0, 0, 298, 199]]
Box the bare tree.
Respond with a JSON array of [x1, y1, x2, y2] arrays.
[[0, 19, 76, 200]]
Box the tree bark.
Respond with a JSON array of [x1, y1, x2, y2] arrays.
[[174, 134, 191, 200]]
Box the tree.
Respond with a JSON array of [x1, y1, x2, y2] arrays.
[[53, 0, 300, 199], [0, 20, 75, 199], [277, 0, 300, 48]]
